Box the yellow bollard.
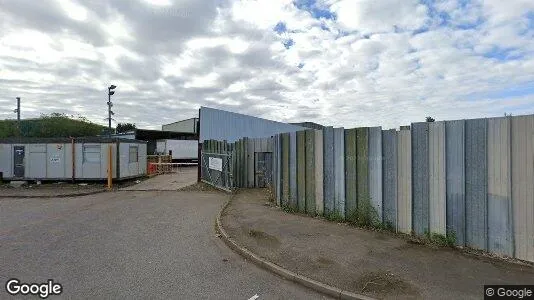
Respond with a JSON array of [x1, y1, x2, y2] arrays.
[[107, 144, 113, 189]]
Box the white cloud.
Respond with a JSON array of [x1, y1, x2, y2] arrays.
[[0, 0, 533, 130], [331, 0, 429, 34]]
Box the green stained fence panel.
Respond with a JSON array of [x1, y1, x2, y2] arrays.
[[356, 127, 369, 211]]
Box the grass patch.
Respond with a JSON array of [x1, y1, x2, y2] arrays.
[[424, 231, 457, 248], [324, 210, 345, 222]]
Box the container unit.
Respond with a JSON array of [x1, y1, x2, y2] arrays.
[[0, 137, 147, 181]]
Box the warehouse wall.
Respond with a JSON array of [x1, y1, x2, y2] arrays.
[[199, 107, 306, 142]]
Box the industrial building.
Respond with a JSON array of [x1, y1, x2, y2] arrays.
[[109, 129, 197, 155], [0, 137, 147, 181], [162, 117, 199, 134], [199, 107, 306, 142]]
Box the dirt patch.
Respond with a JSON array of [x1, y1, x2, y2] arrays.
[[353, 271, 420, 297], [316, 256, 335, 266], [248, 229, 281, 249], [221, 188, 534, 300], [178, 182, 226, 193]]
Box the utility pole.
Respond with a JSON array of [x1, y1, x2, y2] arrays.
[[14, 97, 21, 137], [107, 85, 116, 138]]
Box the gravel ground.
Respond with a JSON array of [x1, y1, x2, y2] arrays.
[[222, 189, 534, 300], [0, 190, 327, 299], [0, 182, 107, 197]]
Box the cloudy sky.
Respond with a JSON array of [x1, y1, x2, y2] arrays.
[[0, 0, 533, 130]]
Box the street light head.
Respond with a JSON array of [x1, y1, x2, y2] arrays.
[[109, 85, 117, 90], [108, 91, 115, 96], [16, 97, 20, 100]]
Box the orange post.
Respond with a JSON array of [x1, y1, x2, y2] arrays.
[[107, 144, 113, 189]]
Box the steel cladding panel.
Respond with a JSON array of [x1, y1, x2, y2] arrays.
[[429, 122, 446, 235], [334, 128, 345, 218], [0, 144, 13, 178], [487, 117, 513, 257], [511, 115, 534, 262], [289, 132, 298, 209], [344, 128, 358, 215], [369, 127, 383, 221], [199, 107, 306, 142], [323, 127, 335, 215], [305, 130, 316, 215], [382, 129, 397, 228], [45, 144, 64, 179], [412, 122, 429, 236], [356, 127, 369, 211], [446, 120, 466, 245], [315, 130, 324, 216], [281, 133, 290, 207], [465, 118, 488, 251], [397, 129, 412, 234], [297, 131, 306, 213], [28, 144, 46, 179]]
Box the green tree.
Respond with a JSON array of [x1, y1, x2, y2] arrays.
[[0, 113, 105, 138], [116, 122, 137, 133], [425, 116, 435, 122]]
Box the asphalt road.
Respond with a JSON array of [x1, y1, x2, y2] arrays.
[[0, 191, 326, 299]]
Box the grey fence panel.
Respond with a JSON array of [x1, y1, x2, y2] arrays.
[[356, 127, 369, 212], [511, 115, 534, 262], [465, 118, 488, 251], [281, 133, 290, 207], [315, 130, 324, 216], [397, 129, 412, 234], [323, 127, 335, 215], [289, 132, 298, 209], [429, 121, 446, 235], [297, 131, 306, 213], [382, 129, 398, 228], [334, 127, 346, 218], [369, 126, 383, 222], [276, 135, 282, 205], [412, 122, 429, 236], [345, 128, 358, 216], [305, 130, 316, 215], [446, 120, 466, 245], [272, 136, 279, 204], [487, 117, 513, 257]]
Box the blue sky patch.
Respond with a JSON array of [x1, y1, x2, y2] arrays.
[[293, 0, 336, 20], [483, 47, 523, 61], [283, 39, 295, 49], [274, 22, 287, 34]]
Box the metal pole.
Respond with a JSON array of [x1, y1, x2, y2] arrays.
[[108, 90, 112, 138], [16, 97, 20, 137]]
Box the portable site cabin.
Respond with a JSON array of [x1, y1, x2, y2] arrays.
[[0, 137, 147, 181]]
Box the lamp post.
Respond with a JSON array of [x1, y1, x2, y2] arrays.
[[107, 85, 116, 138], [14, 97, 20, 137]]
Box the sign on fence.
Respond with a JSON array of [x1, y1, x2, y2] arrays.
[[208, 157, 223, 171]]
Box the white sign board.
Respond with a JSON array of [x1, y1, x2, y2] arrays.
[[50, 156, 60, 163], [208, 157, 223, 171]]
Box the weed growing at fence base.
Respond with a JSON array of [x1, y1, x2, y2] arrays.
[[325, 211, 344, 222], [424, 231, 457, 247]]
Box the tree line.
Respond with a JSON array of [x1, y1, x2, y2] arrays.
[[0, 113, 136, 138]]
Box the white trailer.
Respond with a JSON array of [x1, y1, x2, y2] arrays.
[[156, 139, 198, 162]]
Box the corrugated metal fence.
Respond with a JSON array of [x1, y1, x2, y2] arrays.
[[201, 137, 273, 190], [270, 114, 534, 263]]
